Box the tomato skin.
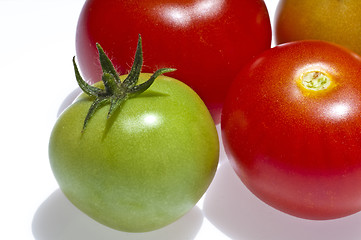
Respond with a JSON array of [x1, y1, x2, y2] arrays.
[[222, 40, 361, 220], [275, 0, 361, 56], [49, 74, 219, 232], [75, 0, 272, 123]]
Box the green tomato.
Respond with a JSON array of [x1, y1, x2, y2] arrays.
[[48, 72, 219, 232]]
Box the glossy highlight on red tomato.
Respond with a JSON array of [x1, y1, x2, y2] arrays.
[[222, 40, 361, 220], [75, 0, 272, 122]]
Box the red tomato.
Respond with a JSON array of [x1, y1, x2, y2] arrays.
[[75, 0, 272, 123], [222, 40, 361, 220]]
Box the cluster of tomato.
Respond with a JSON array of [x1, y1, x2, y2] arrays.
[[49, 0, 361, 233]]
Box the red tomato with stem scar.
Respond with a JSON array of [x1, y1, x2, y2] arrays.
[[222, 40, 361, 220]]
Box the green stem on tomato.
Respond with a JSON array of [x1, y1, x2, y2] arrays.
[[72, 34, 176, 132]]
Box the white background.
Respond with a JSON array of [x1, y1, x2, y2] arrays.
[[3, 0, 361, 239]]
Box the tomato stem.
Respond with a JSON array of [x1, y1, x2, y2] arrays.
[[72, 34, 176, 132]]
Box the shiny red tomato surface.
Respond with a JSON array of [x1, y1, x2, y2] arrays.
[[222, 40, 361, 220], [75, 0, 271, 122]]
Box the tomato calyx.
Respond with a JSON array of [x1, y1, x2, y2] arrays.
[[72, 35, 176, 131]]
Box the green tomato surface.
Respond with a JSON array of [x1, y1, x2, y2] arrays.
[[49, 73, 219, 232]]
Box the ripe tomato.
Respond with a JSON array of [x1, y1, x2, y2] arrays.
[[275, 0, 361, 56], [49, 41, 219, 232], [75, 0, 272, 123], [222, 40, 361, 220]]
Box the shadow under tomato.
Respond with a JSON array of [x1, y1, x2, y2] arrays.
[[32, 189, 203, 240], [203, 160, 361, 240]]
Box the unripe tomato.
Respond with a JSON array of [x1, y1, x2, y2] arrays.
[[49, 39, 219, 232], [49, 74, 219, 232]]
